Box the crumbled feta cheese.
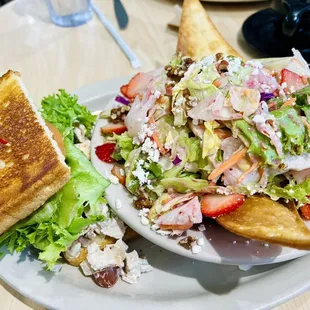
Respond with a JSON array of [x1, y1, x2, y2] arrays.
[[156, 229, 172, 236], [200, 55, 215, 67], [132, 162, 149, 185], [290, 86, 296, 93], [108, 174, 119, 184], [120, 168, 125, 176], [138, 208, 150, 217], [151, 223, 160, 231], [198, 224, 206, 232], [136, 124, 154, 144], [141, 137, 160, 162], [140, 216, 150, 226], [191, 245, 202, 254], [264, 243, 270, 248], [115, 199, 122, 210], [197, 238, 204, 246], [225, 56, 242, 74]]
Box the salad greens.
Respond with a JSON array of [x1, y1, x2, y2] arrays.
[[41, 89, 96, 141], [0, 90, 109, 269], [101, 49, 310, 232]]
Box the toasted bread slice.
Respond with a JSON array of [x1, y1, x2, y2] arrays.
[[177, 0, 240, 60], [0, 70, 70, 234]]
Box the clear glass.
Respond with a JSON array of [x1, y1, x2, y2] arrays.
[[45, 0, 92, 27]]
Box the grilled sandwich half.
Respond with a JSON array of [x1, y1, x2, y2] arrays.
[[0, 70, 71, 235]]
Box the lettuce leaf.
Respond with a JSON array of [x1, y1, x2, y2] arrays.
[[202, 122, 221, 158], [161, 177, 209, 193], [233, 120, 280, 166], [112, 132, 134, 161], [265, 178, 310, 203], [0, 140, 109, 269], [41, 89, 96, 141], [271, 106, 306, 155]]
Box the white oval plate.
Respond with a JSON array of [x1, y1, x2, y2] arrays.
[[86, 77, 310, 266], [1, 80, 310, 310]]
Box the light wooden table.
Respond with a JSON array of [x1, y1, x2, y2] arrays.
[[0, 0, 309, 309]]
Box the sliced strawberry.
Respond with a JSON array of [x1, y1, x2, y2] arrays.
[[201, 194, 245, 217], [95, 143, 116, 163], [0, 138, 7, 145], [280, 69, 304, 91], [111, 165, 126, 186], [120, 73, 153, 100], [101, 123, 127, 135], [300, 204, 310, 220]]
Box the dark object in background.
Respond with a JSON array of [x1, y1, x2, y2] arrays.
[[114, 0, 129, 29], [242, 0, 310, 63], [0, 0, 12, 6]]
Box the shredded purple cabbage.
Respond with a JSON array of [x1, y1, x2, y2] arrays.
[[260, 93, 274, 102], [115, 95, 130, 106], [172, 156, 182, 166]]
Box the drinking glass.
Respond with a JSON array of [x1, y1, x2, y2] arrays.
[[45, 0, 92, 27]]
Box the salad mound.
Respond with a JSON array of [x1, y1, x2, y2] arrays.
[[97, 50, 310, 249]]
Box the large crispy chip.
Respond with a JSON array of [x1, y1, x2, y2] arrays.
[[177, 0, 240, 60], [217, 196, 310, 250]]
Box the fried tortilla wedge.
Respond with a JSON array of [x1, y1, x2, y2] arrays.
[[217, 196, 310, 250], [177, 0, 240, 60]]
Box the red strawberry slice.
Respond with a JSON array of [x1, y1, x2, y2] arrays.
[[95, 143, 116, 163], [280, 69, 305, 91], [201, 194, 245, 218], [120, 73, 153, 100], [300, 204, 310, 220], [101, 123, 127, 135], [111, 165, 126, 186], [0, 138, 7, 145]]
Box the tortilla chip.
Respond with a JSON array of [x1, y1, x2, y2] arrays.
[[177, 0, 240, 60], [217, 196, 310, 250]]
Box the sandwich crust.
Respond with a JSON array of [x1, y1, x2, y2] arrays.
[[0, 70, 70, 234], [177, 0, 240, 60]]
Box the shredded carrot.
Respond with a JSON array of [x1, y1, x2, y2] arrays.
[[149, 116, 166, 154], [213, 80, 221, 88], [208, 148, 248, 180], [237, 161, 259, 184], [214, 128, 231, 139], [281, 98, 296, 108]]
